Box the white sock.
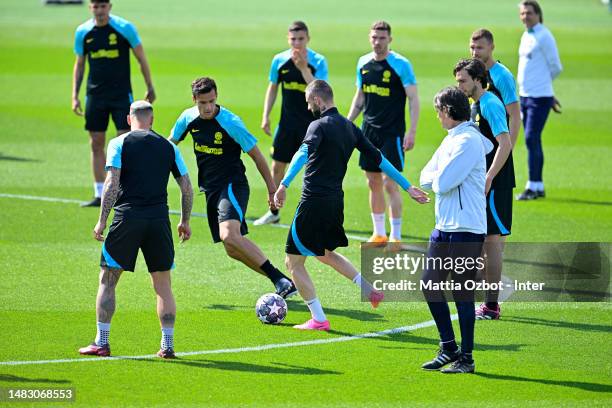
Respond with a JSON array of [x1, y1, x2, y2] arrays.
[[95, 322, 110, 346], [390, 217, 402, 241], [161, 327, 174, 350], [305, 298, 327, 322], [535, 181, 544, 192], [94, 182, 104, 198], [352, 273, 373, 296], [371, 213, 386, 237]]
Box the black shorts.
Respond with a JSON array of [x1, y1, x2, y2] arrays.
[[205, 182, 249, 243], [286, 196, 348, 257], [359, 128, 405, 172], [486, 189, 513, 236], [85, 92, 132, 132], [271, 125, 309, 163], [100, 216, 174, 272]]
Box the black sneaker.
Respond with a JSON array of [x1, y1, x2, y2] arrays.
[[157, 348, 176, 359], [516, 189, 538, 201], [81, 197, 101, 207], [421, 348, 460, 371], [441, 354, 475, 374], [537, 190, 545, 198], [275, 279, 298, 299]]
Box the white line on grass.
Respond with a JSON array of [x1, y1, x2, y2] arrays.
[[0, 192, 439, 367], [0, 315, 457, 366], [0, 193, 371, 241]]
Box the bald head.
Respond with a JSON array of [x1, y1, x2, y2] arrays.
[[128, 100, 153, 130]]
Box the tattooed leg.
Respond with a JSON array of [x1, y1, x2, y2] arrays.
[[151, 271, 176, 328], [96, 267, 123, 324]]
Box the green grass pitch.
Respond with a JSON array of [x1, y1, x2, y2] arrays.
[[0, 0, 611, 406]]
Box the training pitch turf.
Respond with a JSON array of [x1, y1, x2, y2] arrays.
[[0, 0, 611, 406]]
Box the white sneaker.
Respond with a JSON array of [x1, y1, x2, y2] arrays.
[[253, 210, 280, 225]]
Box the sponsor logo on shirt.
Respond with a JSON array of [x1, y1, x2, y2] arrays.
[[90, 49, 120, 59], [194, 143, 223, 155], [362, 84, 390, 97], [282, 81, 307, 92]]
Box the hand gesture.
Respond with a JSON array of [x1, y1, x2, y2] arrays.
[[261, 117, 271, 136], [291, 49, 308, 71], [72, 97, 83, 116], [145, 88, 156, 104], [274, 185, 287, 209], [407, 186, 430, 204], [552, 97, 562, 114], [93, 220, 106, 241], [403, 131, 415, 151], [177, 221, 191, 243]]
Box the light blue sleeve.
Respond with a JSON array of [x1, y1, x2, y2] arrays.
[[170, 107, 198, 142], [380, 155, 411, 190], [491, 65, 518, 105], [281, 143, 308, 188], [269, 56, 280, 83], [74, 21, 94, 56], [172, 143, 189, 176], [109, 15, 141, 48], [388, 53, 417, 87], [218, 108, 258, 153], [482, 95, 509, 137], [314, 56, 328, 80], [105, 135, 126, 170], [356, 58, 365, 88]]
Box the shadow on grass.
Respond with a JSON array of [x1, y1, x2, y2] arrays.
[[141, 358, 342, 376], [205, 300, 386, 322], [0, 153, 40, 163], [0, 374, 71, 384], [544, 197, 612, 207], [373, 332, 527, 351], [504, 316, 612, 334], [475, 372, 612, 393]]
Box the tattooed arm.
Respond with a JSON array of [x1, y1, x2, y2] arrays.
[[175, 173, 193, 242], [93, 167, 121, 241]]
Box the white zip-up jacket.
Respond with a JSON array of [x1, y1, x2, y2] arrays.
[[420, 121, 494, 234]]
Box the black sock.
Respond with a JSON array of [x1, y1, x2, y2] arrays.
[[260, 260, 287, 284], [271, 208, 279, 216], [462, 352, 474, 363], [455, 301, 475, 355], [441, 339, 458, 353], [486, 301, 499, 310]]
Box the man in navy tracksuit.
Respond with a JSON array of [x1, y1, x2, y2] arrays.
[[419, 87, 493, 374]]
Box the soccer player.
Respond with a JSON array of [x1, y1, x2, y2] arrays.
[[419, 87, 493, 374], [169, 77, 296, 298], [454, 59, 514, 320], [516, 0, 563, 200], [72, 0, 155, 207], [78, 101, 193, 359], [469, 29, 521, 147], [347, 21, 420, 245], [255, 21, 328, 225], [274, 80, 429, 331]]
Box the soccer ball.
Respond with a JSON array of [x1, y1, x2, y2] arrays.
[[255, 293, 287, 324]]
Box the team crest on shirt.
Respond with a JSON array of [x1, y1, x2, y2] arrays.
[[214, 132, 223, 145], [108, 33, 117, 45], [382, 70, 391, 83]]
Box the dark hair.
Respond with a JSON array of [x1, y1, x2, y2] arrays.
[[90, 0, 110, 3], [191, 77, 217, 96], [305, 79, 334, 102], [288, 21, 309, 34], [471, 28, 494, 44], [453, 58, 488, 88], [520, 0, 543, 23], [433, 87, 471, 122], [371, 21, 391, 34]]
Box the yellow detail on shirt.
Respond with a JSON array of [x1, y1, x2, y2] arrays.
[[382, 70, 391, 83], [195, 143, 223, 155], [108, 33, 117, 46], [282, 81, 307, 92], [214, 132, 223, 145], [90, 49, 119, 59], [362, 84, 390, 97]]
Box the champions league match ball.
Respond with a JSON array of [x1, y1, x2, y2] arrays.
[[255, 293, 287, 324]]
